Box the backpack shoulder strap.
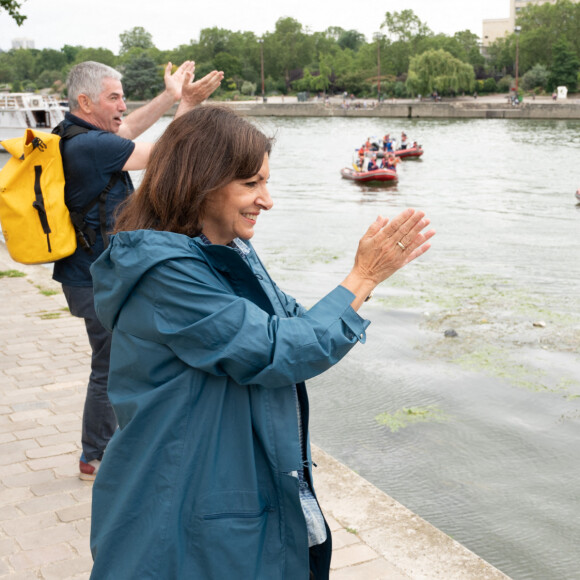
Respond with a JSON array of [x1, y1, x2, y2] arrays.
[[53, 121, 126, 253]]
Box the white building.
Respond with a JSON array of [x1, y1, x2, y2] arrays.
[[482, 0, 580, 47], [11, 38, 35, 50]]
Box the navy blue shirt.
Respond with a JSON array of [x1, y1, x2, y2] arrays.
[[53, 113, 135, 287]]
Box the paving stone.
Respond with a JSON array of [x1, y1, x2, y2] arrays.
[[37, 413, 79, 427], [0, 463, 27, 478], [0, 487, 34, 504], [29, 477, 87, 497], [27, 453, 76, 472], [36, 432, 78, 447], [26, 442, 77, 459], [0, 557, 10, 575], [17, 493, 76, 516], [75, 518, 91, 538], [41, 555, 93, 580], [13, 425, 59, 440], [332, 528, 362, 550], [0, 537, 15, 558], [57, 502, 91, 523], [330, 557, 410, 579], [69, 536, 92, 558], [1, 511, 57, 536], [0, 505, 22, 522], [0, 433, 15, 444], [0, 421, 38, 436], [331, 544, 380, 569], [0, 440, 40, 457], [8, 409, 53, 422], [0, 451, 28, 467], [15, 522, 80, 551], [9, 542, 74, 571], [2, 469, 55, 489]]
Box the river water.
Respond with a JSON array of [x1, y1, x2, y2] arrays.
[[4, 114, 579, 579]]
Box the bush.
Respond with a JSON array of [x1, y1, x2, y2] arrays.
[[241, 81, 257, 96], [497, 75, 514, 93], [483, 77, 498, 93], [521, 64, 550, 91]]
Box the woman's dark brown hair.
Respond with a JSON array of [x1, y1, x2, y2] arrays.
[[113, 105, 273, 236]]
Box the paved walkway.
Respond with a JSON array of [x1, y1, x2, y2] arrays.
[[0, 243, 510, 579]]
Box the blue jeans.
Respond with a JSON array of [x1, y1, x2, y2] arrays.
[[63, 285, 117, 462]]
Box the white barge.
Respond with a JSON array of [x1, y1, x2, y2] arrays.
[[0, 93, 65, 144]]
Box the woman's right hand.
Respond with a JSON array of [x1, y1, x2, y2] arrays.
[[341, 208, 435, 311]]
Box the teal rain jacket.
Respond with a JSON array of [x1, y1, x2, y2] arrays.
[[89, 230, 370, 579]]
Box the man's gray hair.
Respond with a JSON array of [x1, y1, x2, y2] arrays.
[[67, 61, 122, 112]]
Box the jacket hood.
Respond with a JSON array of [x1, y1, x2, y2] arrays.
[[91, 230, 204, 331]]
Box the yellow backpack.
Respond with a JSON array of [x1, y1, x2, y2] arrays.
[[0, 128, 77, 264]]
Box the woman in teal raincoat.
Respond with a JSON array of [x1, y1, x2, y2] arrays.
[[89, 105, 434, 579]]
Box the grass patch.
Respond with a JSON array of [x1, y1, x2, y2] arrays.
[[375, 406, 449, 432], [0, 269, 26, 278], [34, 284, 59, 296], [39, 312, 62, 320]]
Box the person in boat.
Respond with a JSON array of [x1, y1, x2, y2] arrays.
[[367, 155, 379, 171], [382, 153, 398, 171], [53, 60, 223, 482], [88, 105, 435, 579], [400, 132, 408, 150], [383, 134, 392, 152]]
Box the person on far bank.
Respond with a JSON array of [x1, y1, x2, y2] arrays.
[[51, 60, 224, 481], [88, 105, 435, 579]]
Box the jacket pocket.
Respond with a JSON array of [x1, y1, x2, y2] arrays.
[[193, 490, 278, 579]]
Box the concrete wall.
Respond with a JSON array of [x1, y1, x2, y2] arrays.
[[228, 101, 580, 120]]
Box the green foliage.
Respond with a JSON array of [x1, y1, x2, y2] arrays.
[[240, 80, 256, 96], [74, 47, 116, 67], [0, 0, 27, 25], [4, 5, 580, 101], [483, 77, 498, 93], [122, 54, 163, 100], [521, 64, 550, 91], [497, 75, 514, 93], [119, 26, 155, 56], [549, 37, 579, 91], [406, 49, 475, 95]]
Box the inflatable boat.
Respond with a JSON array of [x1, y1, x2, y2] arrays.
[[340, 167, 398, 183]]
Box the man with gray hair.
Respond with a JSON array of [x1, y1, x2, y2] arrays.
[[52, 60, 223, 480]]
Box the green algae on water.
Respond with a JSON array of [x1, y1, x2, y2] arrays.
[[375, 406, 449, 432]]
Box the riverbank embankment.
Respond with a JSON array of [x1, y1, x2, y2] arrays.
[[0, 242, 510, 579], [128, 93, 580, 120]]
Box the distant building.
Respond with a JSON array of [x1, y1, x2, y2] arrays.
[[482, 0, 580, 47], [12, 38, 35, 49]]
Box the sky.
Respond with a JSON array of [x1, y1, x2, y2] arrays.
[[0, 0, 510, 53]]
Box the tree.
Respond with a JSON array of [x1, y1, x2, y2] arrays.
[[406, 49, 474, 96], [74, 47, 117, 67], [549, 37, 579, 90], [338, 30, 366, 52], [213, 52, 242, 79], [381, 10, 432, 76], [382, 9, 431, 43], [119, 27, 155, 56], [521, 64, 550, 91], [122, 53, 163, 100], [1, 0, 26, 25], [264, 17, 314, 92]]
